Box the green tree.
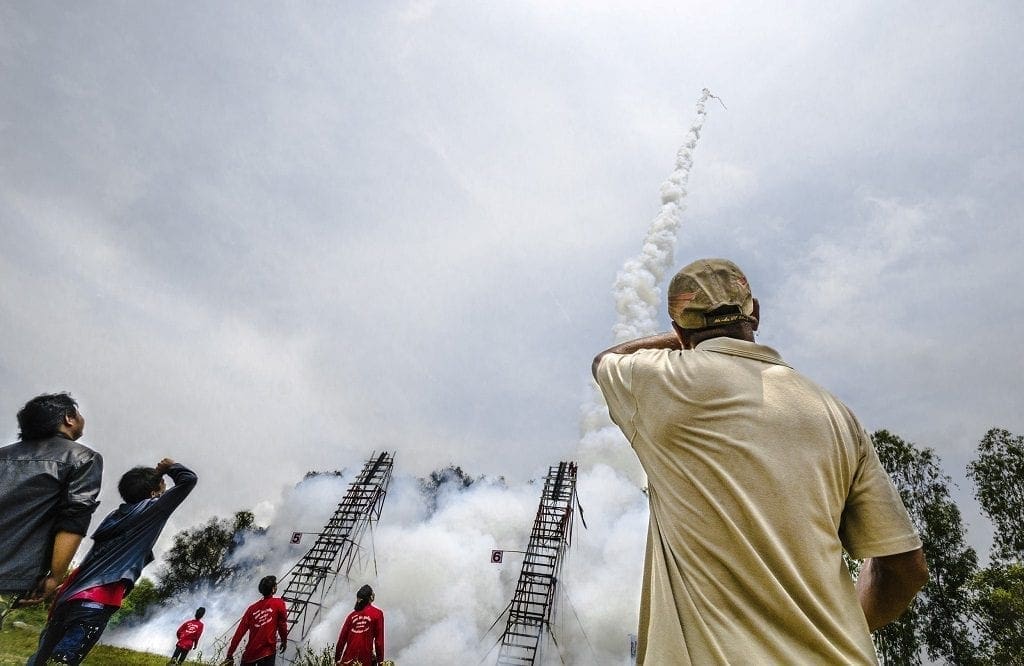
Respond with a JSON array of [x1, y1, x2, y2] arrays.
[[109, 577, 160, 627], [418, 466, 481, 515], [157, 510, 263, 598], [871, 430, 979, 665], [967, 428, 1024, 563], [967, 428, 1024, 664], [971, 563, 1024, 665]]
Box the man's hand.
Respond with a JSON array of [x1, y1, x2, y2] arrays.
[[279, 642, 287, 654], [156, 458, 175, 475], [14, 574, 60, 607]]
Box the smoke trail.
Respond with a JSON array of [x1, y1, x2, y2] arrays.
[[579, 89, 719, 482], [613, 87, 716, 343], [612, 87, 718, 342]]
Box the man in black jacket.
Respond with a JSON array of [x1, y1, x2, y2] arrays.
[[0, 393, 103, 605], [29, 458, 197, 665]]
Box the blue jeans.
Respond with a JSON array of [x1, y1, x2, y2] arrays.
[[28, 600, 117, 665]]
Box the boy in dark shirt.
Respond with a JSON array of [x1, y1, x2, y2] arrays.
[[29, 458, 197, 665]]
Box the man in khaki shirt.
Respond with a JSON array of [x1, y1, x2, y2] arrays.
[[593, 258, 928, 665]]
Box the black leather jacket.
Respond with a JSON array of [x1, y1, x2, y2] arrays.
[[0, 435, 103, 593]]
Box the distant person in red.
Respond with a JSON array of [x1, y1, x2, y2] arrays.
[[169, 606, 205, 664], [334, 584, 384, 666], [223, 576, 288, 666]]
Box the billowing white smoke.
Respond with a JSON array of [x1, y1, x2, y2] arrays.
[[106, 466, 647, 664], [106, 90, 715, 665]]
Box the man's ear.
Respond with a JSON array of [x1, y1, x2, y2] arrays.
[[751, 298, 760, 331], [671, 321, 692, 349]]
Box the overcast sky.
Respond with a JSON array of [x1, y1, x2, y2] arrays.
[[2, 1, 1022, 560]]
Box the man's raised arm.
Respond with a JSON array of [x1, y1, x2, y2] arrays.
[[592, 332, 681, 379]]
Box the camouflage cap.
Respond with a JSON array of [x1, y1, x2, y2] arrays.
[[667, 258, 756, 330]]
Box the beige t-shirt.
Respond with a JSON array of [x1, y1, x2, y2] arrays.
[[596, 338, 921, 665]]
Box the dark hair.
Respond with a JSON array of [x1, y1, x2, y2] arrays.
[[17, 393, 78, 440], [118, 467, 163, 503], [258, 575, 277, 597], [354, 584, 373, 611], [195, 607, 206, 619]]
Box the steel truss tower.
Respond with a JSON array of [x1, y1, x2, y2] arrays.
[[279, 450, 395, 644], [496, 461, 579, 665]]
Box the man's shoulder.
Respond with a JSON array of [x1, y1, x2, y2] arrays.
[[0, 438, 100, 468], [598, 347, 674, 373]]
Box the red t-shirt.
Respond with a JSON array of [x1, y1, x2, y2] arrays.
[[67, 579, 127, 607], [335, 604, 384, 665], [176, 618, 205, 650], [228, 596, 288, 663]]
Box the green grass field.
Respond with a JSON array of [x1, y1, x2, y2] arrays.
[[0, 604, 199, 666]]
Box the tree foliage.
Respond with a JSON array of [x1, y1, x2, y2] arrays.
[[967, 428, 1024, 563], [109, 577, 160, 628], [418, 466, 481, 515], [870, 430, 979, 665], [971, 563, 1024, 665], [157, 510, 264, 598]]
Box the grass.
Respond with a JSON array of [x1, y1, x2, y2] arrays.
[[0, 602, 203, 666]]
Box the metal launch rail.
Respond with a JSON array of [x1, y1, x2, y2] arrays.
[[496, 461, 579, 665], [279, 450, 395, 645]]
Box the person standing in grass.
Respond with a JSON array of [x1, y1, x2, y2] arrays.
[[334, 584, 384, 666], [169, 606, 206, 664], [224, 575, 288, 666], [0, 393, 102, 608]]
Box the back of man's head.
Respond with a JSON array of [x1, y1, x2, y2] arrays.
[[16, 392, 78, 441], [195, 607, 206, 620], [668, 258, 758, 344], [258, 575, 277, 597], [118, 466, 163, 504]]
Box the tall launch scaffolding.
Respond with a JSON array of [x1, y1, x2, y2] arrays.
[[496, 461, 580, 666], [279, 450, 395, 646]]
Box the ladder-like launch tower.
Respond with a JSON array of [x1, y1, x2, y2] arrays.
[[279, 450, 395, 644], [496, 461, 579, 666]]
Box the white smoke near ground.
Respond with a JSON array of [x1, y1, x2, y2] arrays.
[[106, 466, 646, 664], [105, 90, 714, 665]]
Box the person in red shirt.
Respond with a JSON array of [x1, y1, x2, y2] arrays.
[[170, 606, 206, 663], [334, 585, 384, 666], [224, 575, 288, 666]]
